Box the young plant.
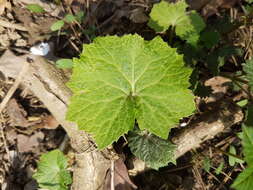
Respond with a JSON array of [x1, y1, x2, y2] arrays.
[[50, 12, 85, 32], [66, 34, 195, 168], [33, 149, 72, 190], [148, 0, 205, 46]]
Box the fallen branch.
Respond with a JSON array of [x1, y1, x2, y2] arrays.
[[172, 100, 243, 159]]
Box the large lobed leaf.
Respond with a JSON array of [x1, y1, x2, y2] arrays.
[[33, 150, 72, 190], [67, 34, 195, 149], [148, 0, 205, 46], [232, 167, 253, 190]]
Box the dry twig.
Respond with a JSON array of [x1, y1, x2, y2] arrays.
[[0, 62, 29, 113]]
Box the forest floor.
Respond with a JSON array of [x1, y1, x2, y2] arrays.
[[0, 0, 251, 190]]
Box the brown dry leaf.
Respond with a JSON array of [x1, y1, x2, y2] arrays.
[[14, 0, 61, 16], [186, 0, 209, 10], [5, 128, 18, 145], [40, 115, 59, 129], [0, 0, 9, 15], [17, 132, 44, 153], [0, 50, 24, 79], [64, 0, 74, 5], [201, 0, 240, 18], [204, 76, 231, 102], [12, 6, 57, 44], [104, 159, 137, 190], [6, 99, 30, 127], [127, 157, 146, 176], [129, 8, 148, 23]]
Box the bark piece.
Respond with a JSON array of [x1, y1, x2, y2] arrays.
[[172, 100, 243, 159]]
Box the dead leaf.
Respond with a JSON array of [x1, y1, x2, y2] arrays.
[[12, 6, 57, 44], [186, 0, 210, 10], [5, 128, 18, 145], [64, 0, 74, 5], [104, 159, 137, 190], [6, 99, 30, 127], [204, 76, 231, 102], [0, 0, 9, 15], [0, 51, 24, 79], [201, 0, 240, 18], [129, 8, 148, 23], [17, 132, 44, 153], [40, 115, 59, 129], [127, 157, 146, 176]]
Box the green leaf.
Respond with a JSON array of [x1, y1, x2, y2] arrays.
[[33, 150, 72, 190], [245, 104, 253, 127], [76, 11, 85, 23], [193, 82, 212, 97], [128, 128, 176, 169], [26, 4, 45, 13], [242, 125, 253, 165], [215, 163, 224, 175], [229, 145, 244, 166], [242, 5, 253, 15], [64, 14, 76, 23], [148, 0, 187, 32], [200, 30, 220, 48], [245, 0, 253, 3], [207, 46, 242, 75], [67, 34, 195, 149], [51, 20, 65, 31], [243, 59, 253, 90], [231, 166, 253, 190], [148, 0, 205, 46], [55, 59, 73, 69], [237, 99, 248, 107], [203, 157, 211, 172]]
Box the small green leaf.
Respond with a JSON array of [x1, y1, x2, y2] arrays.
[[148, 0, 187, 32], [242, 125, 253, 165], [200, 30, 220, 48], [26, 4, 45, 13], [229, 145, 244, 166], [33, 150, 72, 190], [128, 128, 176, 169], [215, 163, 224, 175], [207, 46, 242, 75], [64, 14, 76, 23], [243, 59, 253, 91], [148, 0, 205, 46], [237, 99, 248, 107], [56, 59, 73, 69], [245, 0, 253, 3], [242, 5, 253, 15], [51, 20, 65, 31], [231, 166, 253, 190], [245, 104, 253, 126], [237, 132, 243, 139], [229, 146, 236, 166], [76, 11, 85, 23], [203, 157, 211, 172], [67, 34, 195, 149]]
